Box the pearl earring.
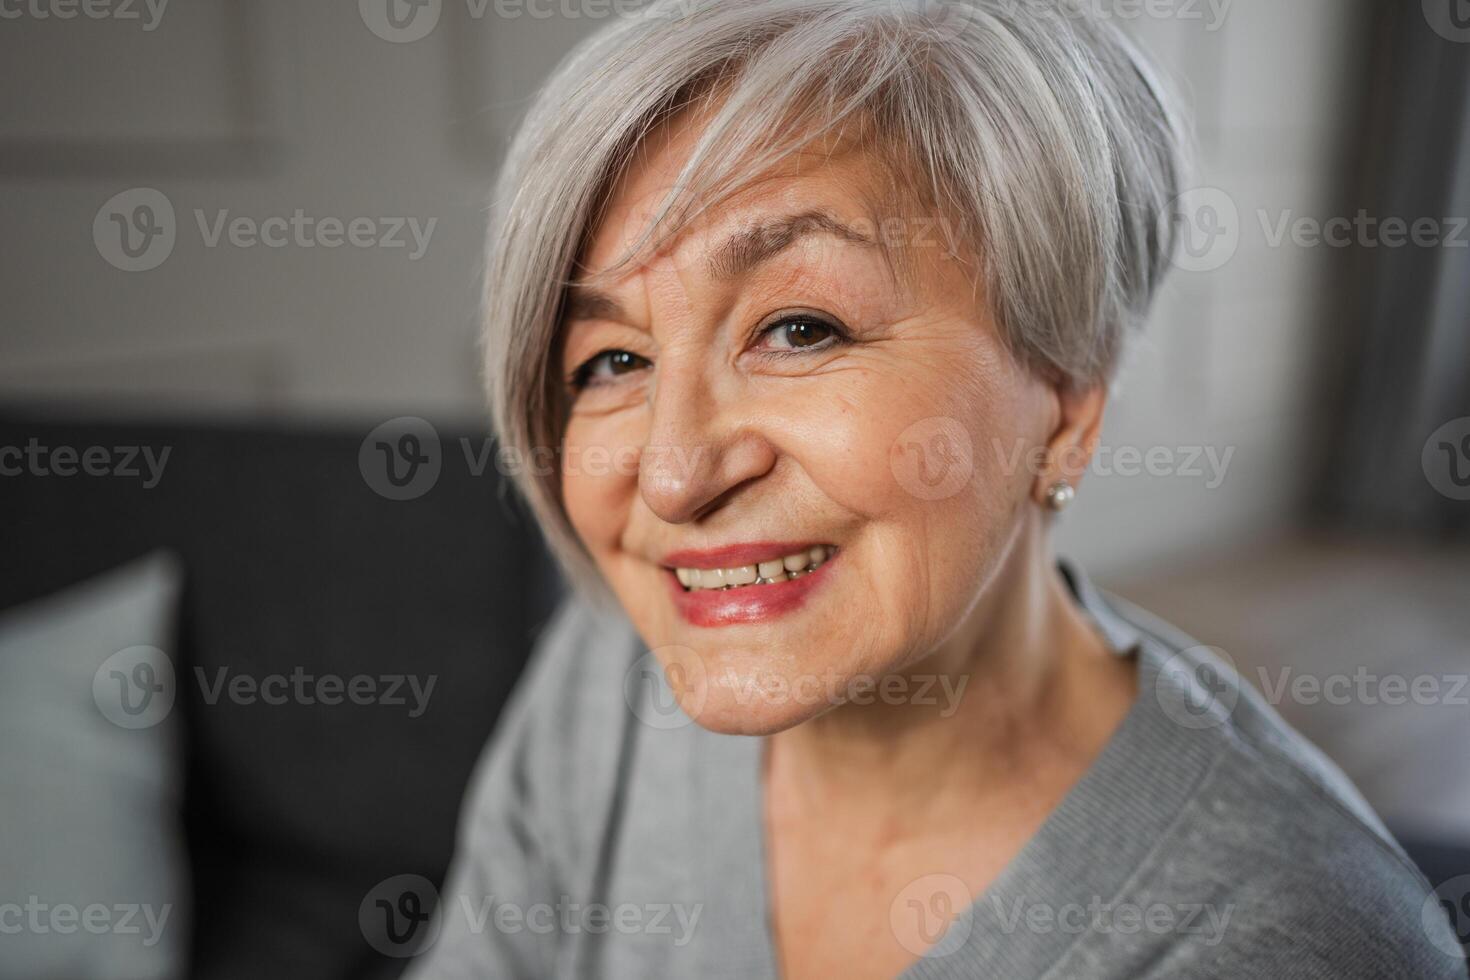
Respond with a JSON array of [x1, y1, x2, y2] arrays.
[[1045, 480, 1076, 512]]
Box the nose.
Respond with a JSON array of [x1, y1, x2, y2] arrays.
[[637, 365, 776, 524]]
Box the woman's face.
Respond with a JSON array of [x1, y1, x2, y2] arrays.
[[559, 115, 1057, 734]]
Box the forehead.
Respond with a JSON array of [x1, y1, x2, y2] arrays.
[[576, 103, 910, 283]]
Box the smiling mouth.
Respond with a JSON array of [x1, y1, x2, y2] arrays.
[[672, 545, 836, 592]]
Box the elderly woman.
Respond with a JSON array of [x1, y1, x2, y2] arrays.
[[409, 1, 1461, 977]]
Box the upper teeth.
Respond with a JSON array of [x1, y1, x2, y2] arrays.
[[675, 546, 835, 591]]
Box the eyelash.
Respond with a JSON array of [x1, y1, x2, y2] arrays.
[[752, 312, 849, 355], [569, 349, 651, 390], [568, 312, 850, 392]]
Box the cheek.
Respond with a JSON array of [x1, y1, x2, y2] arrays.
[[773, 355, 1034, 533], [759, 349, 1040, 644], [561, 413, 644, 555]]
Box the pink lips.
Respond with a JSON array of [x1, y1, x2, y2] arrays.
[[662, 542, 838, 628]]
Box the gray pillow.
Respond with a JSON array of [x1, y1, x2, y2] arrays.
[[0, 551, 188, 980]]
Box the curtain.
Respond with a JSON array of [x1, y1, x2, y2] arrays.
[[1322, 2, 1470, 536]]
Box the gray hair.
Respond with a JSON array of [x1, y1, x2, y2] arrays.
[[482, 0, 1186, 574]]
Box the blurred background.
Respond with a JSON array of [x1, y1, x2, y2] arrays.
[[2, 0, 1468, 977]]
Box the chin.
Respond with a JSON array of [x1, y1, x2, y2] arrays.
[[646, 631, 881, 736], [677, 677, 835, 736]]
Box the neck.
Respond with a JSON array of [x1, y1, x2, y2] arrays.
[[766, 515, 1135, 813]]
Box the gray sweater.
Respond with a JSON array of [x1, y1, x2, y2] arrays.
[[406, 563, 1466, 979]]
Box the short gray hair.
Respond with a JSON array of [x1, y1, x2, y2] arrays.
[[482, 0, 1186, 574]]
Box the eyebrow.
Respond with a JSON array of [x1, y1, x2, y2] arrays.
[[563, 209, 881, 324], [707, 208, 879, 280], [563, 286, 628, 324]]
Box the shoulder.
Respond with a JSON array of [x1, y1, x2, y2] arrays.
[[1175, 731, 1465, 978], [1192, 711, 1459, 977], [1100, 590, 1466, 979]]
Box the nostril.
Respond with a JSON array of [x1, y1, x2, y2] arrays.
[[638, 451, 708, 524], [638, 429, 777, 523]]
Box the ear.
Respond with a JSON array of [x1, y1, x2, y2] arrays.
[[1032, 382, 1106, 506]]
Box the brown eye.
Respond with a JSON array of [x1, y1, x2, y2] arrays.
[[760, 315, 844, 352], [572, 349, 651, 388]]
